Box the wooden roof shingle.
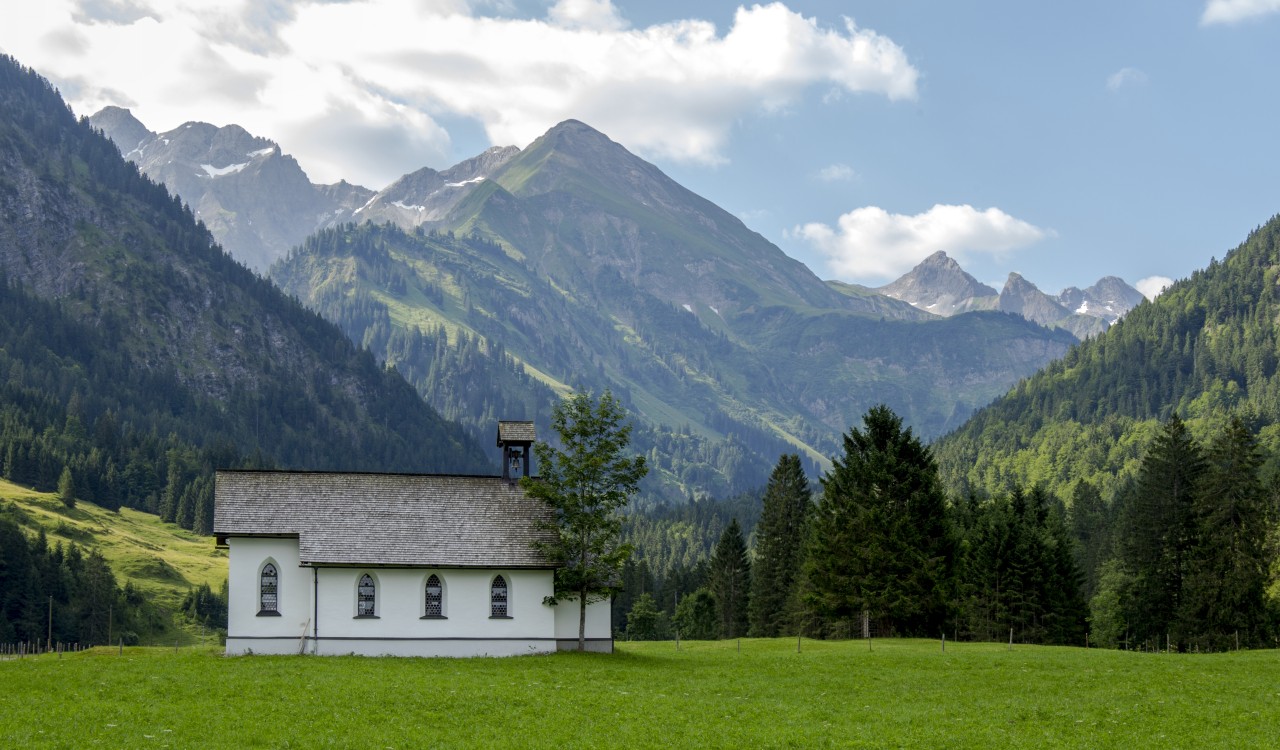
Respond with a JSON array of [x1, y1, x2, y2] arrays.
[[213, 471, 556, 568]]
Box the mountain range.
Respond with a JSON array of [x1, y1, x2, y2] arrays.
[[88, 105, 1147, 496], [89, 108, 1144, 338], [877, 251, 1147, 338]]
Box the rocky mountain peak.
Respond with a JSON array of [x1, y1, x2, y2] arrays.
[[876, 252, 999, 316], [89, 105, 153, 154]]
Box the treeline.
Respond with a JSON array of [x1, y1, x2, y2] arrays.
[[0, 517, 157, 646], [1085, 414, 1277, 651], [622, 405, 1278, 650], [935, 214, 1280, 502]]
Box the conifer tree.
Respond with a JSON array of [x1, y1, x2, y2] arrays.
[[57, 466, 75, 508], [1068, 479, 1110, 600], [803, 405, 955, 637], [1119, 413, 1204, 648], [748, 454, 811, 637], [709, 519, 751, 639], [1177, 416, 1272, 649]]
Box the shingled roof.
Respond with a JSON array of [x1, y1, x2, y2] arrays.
[[496, 421, 536, 445], [213, 471, 557, 568]]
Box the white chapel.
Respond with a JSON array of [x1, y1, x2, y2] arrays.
[[213, 421, 613, 657]]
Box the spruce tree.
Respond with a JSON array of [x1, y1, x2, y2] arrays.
[[1068, 479, 1110, 600], [748, 454, 811, 637], [709, 519, 751, 639], [1177, 417, 1272, 649], [803, 405, 954, 637], [1119, 413, 1204, 649], [57, 466, 76, 508]]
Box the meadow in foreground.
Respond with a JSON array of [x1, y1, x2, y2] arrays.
[[2, 638, 1276, 748]]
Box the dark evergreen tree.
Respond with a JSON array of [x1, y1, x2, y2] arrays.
[[1177, 417, 1273, 649], [748, 454, 811, 637], [1119, 414, 1205, 649], [803, 405, 955, 637], [708, 519, 751, 639], [1068, 479, 1111, 600]]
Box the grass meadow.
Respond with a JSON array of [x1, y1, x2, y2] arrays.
[[2, 638, 1277, 748]]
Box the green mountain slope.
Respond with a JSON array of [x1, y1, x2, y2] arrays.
[[1, 478, 226, 643], [934, 214, 1280, 499], [274, 167, 1074, 499], [0, 55, 488, 531]]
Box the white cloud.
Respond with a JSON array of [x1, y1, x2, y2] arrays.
[[1135, 275, 1174, 300], [548, 0, 628, 31], [816, 163, 855, 182], [0, 0, 918, 187], [1202, 0, 1280, 24], [794, 204, 1050, 282], [1106, 67, 1147, 92]]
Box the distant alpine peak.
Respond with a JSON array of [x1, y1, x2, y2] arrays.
[[876, 251, 999, 317], [872, 252, 1143, 337]]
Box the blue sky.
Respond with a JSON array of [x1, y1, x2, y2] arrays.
[[3, 0, 1278, 296]]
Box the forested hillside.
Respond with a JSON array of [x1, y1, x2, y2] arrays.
[[935, 215, 1280, 500], [273, 217, 1074, 499], [0, 55, 488, 536], [273, 222, 813, 498]]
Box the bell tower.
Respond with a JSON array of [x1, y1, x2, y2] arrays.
[[496, 421, 535, 482]]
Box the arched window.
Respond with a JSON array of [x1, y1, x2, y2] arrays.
[[259, 563, 279, 615], [490, 575, 509, 618], [357, 574, 376, 617], [424, 574, 444, 618]]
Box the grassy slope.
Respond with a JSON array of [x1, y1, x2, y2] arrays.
[[1, 639, 1275, 748], [0, 479, 226, 617]]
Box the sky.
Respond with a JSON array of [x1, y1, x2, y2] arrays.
[[2, 0, 1279, 298]]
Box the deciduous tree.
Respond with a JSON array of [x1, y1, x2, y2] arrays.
[[522, 391, 647, 651]]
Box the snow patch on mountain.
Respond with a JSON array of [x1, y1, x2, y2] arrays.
[[445, 175, 486, 188], [200, 162, 249, 177]]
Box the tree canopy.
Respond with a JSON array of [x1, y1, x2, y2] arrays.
[[522, 390, 647, 650]]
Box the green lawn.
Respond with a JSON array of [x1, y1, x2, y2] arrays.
[[2, 639, 1276, 748]]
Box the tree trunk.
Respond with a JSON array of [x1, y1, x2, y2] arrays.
[[578, 586, 587, 652]]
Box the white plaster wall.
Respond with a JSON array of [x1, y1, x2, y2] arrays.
[[225, 537, 614, 657], [554, 596, 614, 652], [312, 567, 558, 655], [226, 537, 311, 655], [553, 596, 613, 640]]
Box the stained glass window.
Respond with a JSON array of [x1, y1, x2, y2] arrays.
[[260, 563, 278, 613], [358, 574, 376, 617], [491, 575, 508, 617], [425, 574, 443, 617]]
